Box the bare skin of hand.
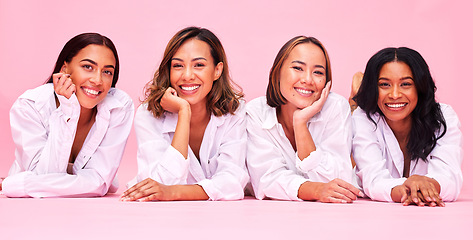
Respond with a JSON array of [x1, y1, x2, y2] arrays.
[[293, 81, 331, 124], [160, 87, 190, 114], [120, 178, 209, 202], [53, 73, 75, 99], [293, 81, 330, 160], [349, 72, 363, 112], [160, 87, 191, 158], [391, 175, 444, 207], [298, 178, 364, 203]]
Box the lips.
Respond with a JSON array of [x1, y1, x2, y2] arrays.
[[385, 103, 407, 108], [294, 87, 314, 96], [82, 87, 102, 98], [179, 84, 200, 95]]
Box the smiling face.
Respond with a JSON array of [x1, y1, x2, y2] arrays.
[[62, 44, 116, 109], [279, 42, 327, 110], [377, 61, 418, 127], [169, 38, 223, 109]]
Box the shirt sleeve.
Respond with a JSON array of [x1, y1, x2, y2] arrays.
[[246, 110, 307, 201], [294, 97, 353, 184], [352, 109, 406, 202], [3, 92, 134, 198], [133, 105, 190, 186], [196, 108, 249, 201], [425, 105, 463, 201]]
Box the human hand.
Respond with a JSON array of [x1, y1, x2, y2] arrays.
[[299, 178, 364, 203], [403, 175, 444, 207], [53, 73, 75, 99], [293, 81, 331, 124], [160, 87, 190, 114], [120, 178, 176, 202]]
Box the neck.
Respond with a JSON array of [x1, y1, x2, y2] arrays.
[[190, 102, 210, 125], [277, 104, 296, 137], [386, 117, 412, 146], [78, 106, 97, 125]]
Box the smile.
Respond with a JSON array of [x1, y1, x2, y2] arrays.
[[180, 85, 200, 91], [82, 87, 101, 96], [386, 103, 407, 108], [295, 87, 314, 96]]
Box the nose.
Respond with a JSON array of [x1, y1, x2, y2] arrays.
[[90, 71, 103, 85], [389, 85, 401, 99], [300, 71, 314, 85], [183, 66, 195, 80]]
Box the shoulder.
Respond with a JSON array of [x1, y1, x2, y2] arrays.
[[246, 96, 271, 116], [12, 84, 55, 112], [320, 92, 351, 116], [100, 88, 134, 112]]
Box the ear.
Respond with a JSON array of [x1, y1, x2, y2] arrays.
[[60, 62, 68, 73], [214, 62, 223, 81]]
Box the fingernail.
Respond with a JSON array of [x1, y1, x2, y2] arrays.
[[359, 191, 365, 197]]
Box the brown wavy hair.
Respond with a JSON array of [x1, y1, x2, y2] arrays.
[[143, 26, 243, 117], [266, 36, 332, 108]]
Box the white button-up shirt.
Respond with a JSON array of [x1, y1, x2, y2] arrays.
[[130, 103, 249, 201], [2, 83, 134, 198], [352, 104, 463, 202], [246, 94, 353, 201]]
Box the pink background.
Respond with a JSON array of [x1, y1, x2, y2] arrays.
[[0, 0, 471, 196]]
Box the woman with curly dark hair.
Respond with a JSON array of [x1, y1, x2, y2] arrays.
[[352, 47, 463, 206], [121, 27, 248, 201]]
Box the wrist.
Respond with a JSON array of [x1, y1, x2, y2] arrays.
[[298, 181, 323, 201]]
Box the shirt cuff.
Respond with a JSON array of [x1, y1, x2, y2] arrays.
[[2, 172, 31, 198], [295, 150, 325, 173]]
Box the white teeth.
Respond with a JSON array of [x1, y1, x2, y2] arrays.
[[84, 88, 99, 95], [295, 88, 313, 95], [181, 85, 199, 91], [386, 103, 407, 108]]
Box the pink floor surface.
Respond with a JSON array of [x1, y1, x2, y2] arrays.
[[1, 192, 472, 239]]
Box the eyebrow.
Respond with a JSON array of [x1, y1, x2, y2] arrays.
[[291, 60, 325, 69], [80, 59, 115, 69], [172, 57, 207, 62], [378, 76, 414, 81]]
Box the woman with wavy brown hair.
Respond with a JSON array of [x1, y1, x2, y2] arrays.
[[121, 27, 248, 201]]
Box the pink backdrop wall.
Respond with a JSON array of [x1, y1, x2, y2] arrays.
[[0, 0, 471, 195]]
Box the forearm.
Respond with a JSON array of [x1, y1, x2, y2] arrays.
[[171, 184, 209, 201], [171, 107, 191, 158], [297, 181, 323, 201], [294, 122, 316, 160]]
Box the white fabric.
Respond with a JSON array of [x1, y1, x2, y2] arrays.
[[130, 102, 249, 201], [352, 104, 463, 202], [246, 93, 353, 201], [2, 83, 134, 198]]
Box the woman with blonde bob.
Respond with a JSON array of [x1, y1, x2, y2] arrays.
[[121, 27, 248, 201], [246, 36, 363, 202]]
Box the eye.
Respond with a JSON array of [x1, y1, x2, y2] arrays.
[[172, 63, 183, 68], [195, 62, 205, 68], [314, 70, 325, 75], [291, 66, 303, 71], [82, 64, 93, 70], [103, 70, 113, 76], [378, 82, 390, 88], [401, 82, 413, 87]]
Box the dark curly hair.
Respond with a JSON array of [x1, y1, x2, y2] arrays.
[[353, 47, 446, 162]]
